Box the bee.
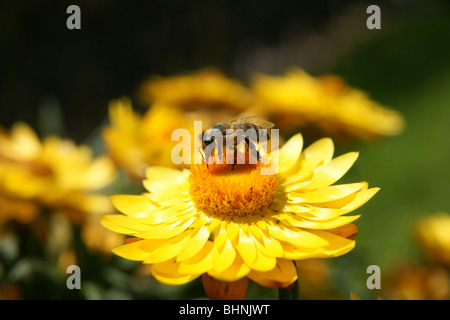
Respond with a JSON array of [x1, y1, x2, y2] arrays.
[[200, 116, 274, 170]]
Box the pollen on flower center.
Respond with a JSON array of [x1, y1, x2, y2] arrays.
[[189, 160, 278, 217]]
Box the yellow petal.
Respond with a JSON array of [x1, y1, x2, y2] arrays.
[[240, 227, 278, 271], [316, 184, 378, 209], [151, 259, 200, 285], [100, 214, 150, 233], [257, 229, 284, 257], [280, 242, 323, 260], [304, 187, 380, 219], [295, 138, 334, 179], [212, 222, 238, 273], [212, 238, 237, 273], [111, 195, 156, 217], [135, 217, 196, 239], [101, 215, 141, 234], [178, 241, 214, 275], [278, 133, 303, 174], [251, 249, 277, 271], [138, 201, 196, 224], [327, 224, 358, 240], [277, 213, 360, 230], [111, 240, 149, 261], [177, 226, 211, 261], [208, 254, 251, 282], [141, 232, 190, 263], [303, 152, 359, 190], [306, 230, 356, 258], [287, 182, 367, 203], [143, 166, 189, 194], [236, 228, 257, 265], [213, 222, 228, 250], [266, 223, 329, 248], [248, 259, 298, 288], [226, 221, 240, 244]]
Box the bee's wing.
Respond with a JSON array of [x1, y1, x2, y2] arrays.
[[236, 116, 275, 129]]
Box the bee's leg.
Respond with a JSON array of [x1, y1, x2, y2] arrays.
[[245, 137, 263, 164], [232, 146, 237, 171], [198, 146, 209, 169], [256, 149, 263, 162]]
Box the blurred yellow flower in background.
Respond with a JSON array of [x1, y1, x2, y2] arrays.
[[138, 68, 252, 112], [251, 68, 404, 140], [102, 97, 235, 179], [102, 132, 378, 295], [414, 212, 450, 267], [0, 67, 405, 299], [384, 263, 450, 300], [0, 122, 116, 225], [103, 98, 183, 179], [295, 258, 346, 299], [381, 212, 450, 300], [0, 194, 39, 225], [81, 214, 126, 254]]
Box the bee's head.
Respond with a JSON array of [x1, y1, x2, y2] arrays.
[[202, 125, 223, 145]]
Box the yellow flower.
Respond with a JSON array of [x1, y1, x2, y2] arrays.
[[414, 212, 450, 267], [138, 68, 252, 112], [349, 291, 385, 300], [102, 97, 237, 179], [0, 122, 116, 224], [102, 133, 379, 289], [350, 291, 362, 300], [0, 194, 39, 224], [384, 263, 450, 300], [81, 214, 125, 254], [251, 68, 404, 140], [103, 98, 180, 178]]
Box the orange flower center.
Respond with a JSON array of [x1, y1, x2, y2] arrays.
[[189, 157, 278, 217]]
